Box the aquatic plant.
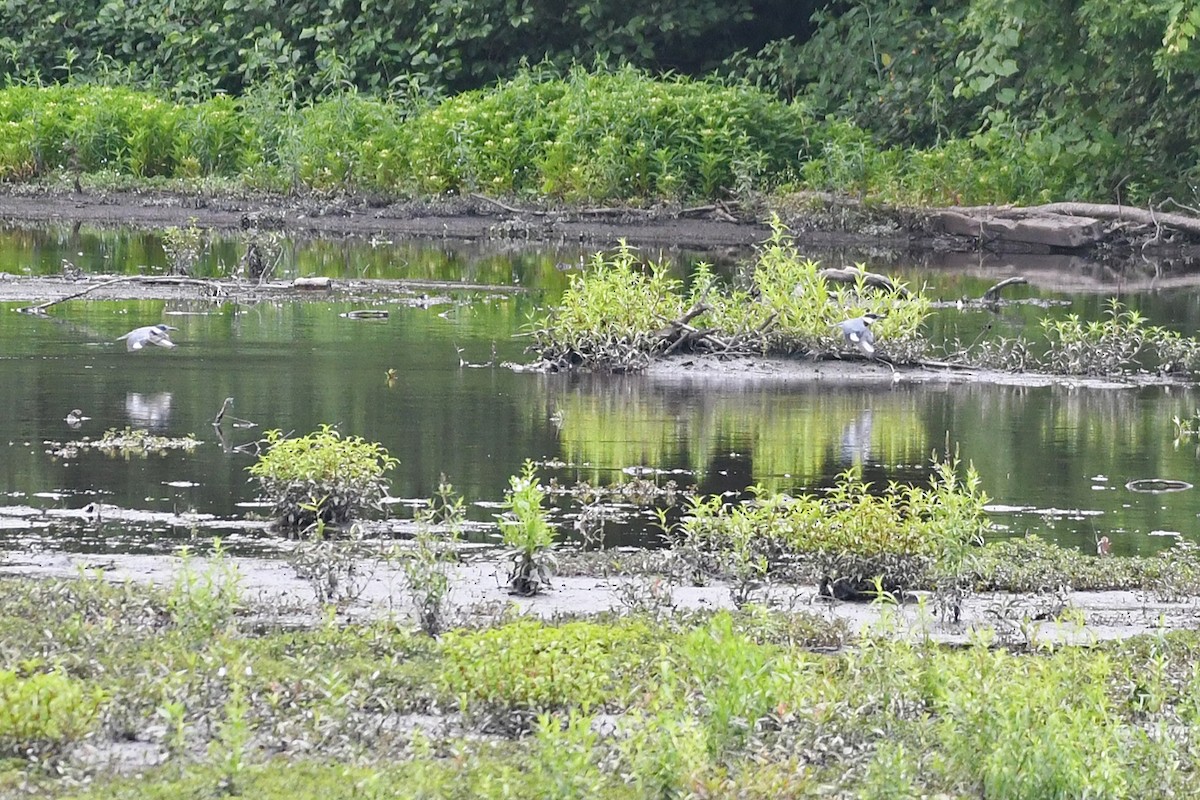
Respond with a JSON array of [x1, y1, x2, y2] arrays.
[[533, 224, 930, 372], [1040, 299, 1150, 375], [287, 514, 380, 606], [679, 455, 989, 597], [532, 242, 687, 372], [498, 461, 557, 596], [248, 425, 397, 531], [46, 427, 202, 460]]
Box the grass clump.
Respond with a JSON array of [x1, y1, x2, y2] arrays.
[[681, 456, 988, 598], [0, 667, 107, 759], [248, 425, 396, 531]]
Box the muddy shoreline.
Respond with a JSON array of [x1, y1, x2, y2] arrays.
[[2, 549, 1192, 644]]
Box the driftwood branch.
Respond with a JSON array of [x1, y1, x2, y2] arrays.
[[653, 302, 736, 354], [950, 201, 1200, 237], [818, 266, 911, 298], [17, 275, 223, 315], [470, 193, 547, 217], [980, 276, 1029, 304]]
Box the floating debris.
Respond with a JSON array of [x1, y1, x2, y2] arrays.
[[45, 427, 202, 460], [1126, 478, 1193, 494]]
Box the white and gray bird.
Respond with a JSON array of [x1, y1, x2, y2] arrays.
[[117, 324, 178, 351], [834, 312, 883, 357], [64, 409, 90, 428]]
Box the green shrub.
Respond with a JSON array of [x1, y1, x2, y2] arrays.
[[0, 667, 106, 758], [248, 425, 397, 531], [533, 243, 687, 371], [534, 225, 930, 372], [498, 461, 557, 596], [682, 457, 989, 596]]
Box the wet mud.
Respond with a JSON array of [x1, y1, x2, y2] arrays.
[[1, 548, 1192, 645]]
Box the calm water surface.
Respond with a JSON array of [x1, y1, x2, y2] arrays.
[[2, 222, 1200, 557]]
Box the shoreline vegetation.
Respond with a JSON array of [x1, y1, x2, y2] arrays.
[[9, 2, 1200, 795], [0, 65, 1197, 220]]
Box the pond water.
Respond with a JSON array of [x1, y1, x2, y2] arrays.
[[2, 222, 1200, 558]]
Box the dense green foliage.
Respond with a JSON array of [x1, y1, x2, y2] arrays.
[[0, 0, 813, 99], [249, 425, 397, 530], [5, 2, 1200, 203], [728, 0, 1200, 202], [0, 667, 106, 758], [534, 229, 928, 370], [682, 459, 989, 596], [0, 70, 811, 200]]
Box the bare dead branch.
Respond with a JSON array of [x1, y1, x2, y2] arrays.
[[980, 276, 1029, 304]]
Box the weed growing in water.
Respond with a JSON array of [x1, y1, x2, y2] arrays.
[[403, 477, 465, 635], [288, 508, 377, 607], [1040, 299, 1150, 375], [248, 425, 397, 531], [954, 298, 1200, 378], [679, 454, 989, 598], [533, 223, 930, 372], [498, 460, 557, 596]]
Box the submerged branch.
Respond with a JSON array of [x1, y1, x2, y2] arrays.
[[980, 276, 1029, 304]]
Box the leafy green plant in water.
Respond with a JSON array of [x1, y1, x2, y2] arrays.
[[248, 425, 397, 531], [160, 218, 206, 276], [737, 217, 929, 358], [535, 224, 930, 372], [533, 241, 686, 372], [1040, 299, 1149, 375], [288, 506, 377, 607], [403, 477, 465, 635], [0, 666, 107, 759], [498, 461, 557, 596], [681, 452, 989, 597]]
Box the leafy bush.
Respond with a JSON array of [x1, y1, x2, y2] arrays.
[[248, 425, 396, 531], [533, 243, 687, 371], [0, 667, 106, 758]]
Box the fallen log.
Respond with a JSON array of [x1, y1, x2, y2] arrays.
[[16, 275, 225, 315], [818, 266, 911, 298]]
